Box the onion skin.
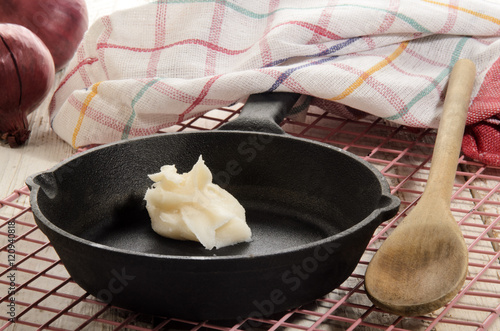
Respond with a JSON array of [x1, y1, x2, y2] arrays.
[[0, 23, 55, 147], [0, 0, 89, 71]]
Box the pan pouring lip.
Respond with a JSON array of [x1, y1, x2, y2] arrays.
[[26, 93, 400, 320]]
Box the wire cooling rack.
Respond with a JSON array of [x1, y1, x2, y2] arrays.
[[1, 105, 499, 330]]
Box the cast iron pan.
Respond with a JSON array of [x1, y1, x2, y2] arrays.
[[27, 93, 400, 321]]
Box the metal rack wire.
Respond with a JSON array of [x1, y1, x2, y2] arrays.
[[1, 106, 499, 330]]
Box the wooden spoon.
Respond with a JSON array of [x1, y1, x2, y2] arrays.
[[364, 59, 476, 317]]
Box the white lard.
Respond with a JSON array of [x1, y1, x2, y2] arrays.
[[144, 155, 251, 250]]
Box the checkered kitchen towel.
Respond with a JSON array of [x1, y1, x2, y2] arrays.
[[49, 0, 500, 166]]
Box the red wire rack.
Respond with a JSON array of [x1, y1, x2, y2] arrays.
[[1, 106, 499, 330]]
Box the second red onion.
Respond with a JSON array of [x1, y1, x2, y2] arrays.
[[0, 23, 55, 147]]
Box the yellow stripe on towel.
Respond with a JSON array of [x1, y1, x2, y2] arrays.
[[72, 82, 102, 149], [330, 41, 408, 101], [423, 0, 500, 26]]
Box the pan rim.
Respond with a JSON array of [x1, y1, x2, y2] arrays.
[[27, 130, 398, 262]]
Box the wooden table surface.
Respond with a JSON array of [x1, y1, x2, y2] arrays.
[[1, 1, 499, 330]]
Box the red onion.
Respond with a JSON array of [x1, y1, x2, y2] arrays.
[[0, 0, 89, 71], [0, 23, 55, 147]]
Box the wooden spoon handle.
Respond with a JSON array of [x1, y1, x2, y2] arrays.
[[424, 59, 476, 202]]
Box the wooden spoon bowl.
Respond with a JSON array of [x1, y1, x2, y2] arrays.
[[365, 201, 468, 316], [365, 59, 476, 316]]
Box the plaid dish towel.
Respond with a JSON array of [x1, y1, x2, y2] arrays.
[[49, 0, 500, 166]]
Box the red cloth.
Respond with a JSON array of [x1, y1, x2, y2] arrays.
[[463, 57, 500, 166]]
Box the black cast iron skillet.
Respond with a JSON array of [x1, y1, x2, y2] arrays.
[[27, 93, 400, 321]]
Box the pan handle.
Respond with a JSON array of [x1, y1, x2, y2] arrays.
[[218, 93, 302, 134]]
